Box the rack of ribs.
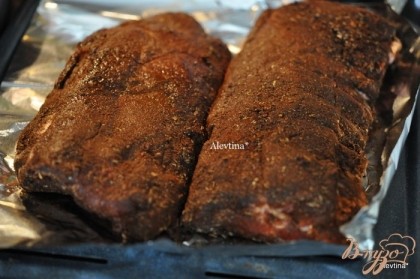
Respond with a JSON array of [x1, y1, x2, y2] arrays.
[[14, 13, 231, 241], [182, 1, 398, 243]]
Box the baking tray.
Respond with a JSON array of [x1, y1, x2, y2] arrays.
[[0, 0, 41, 82], [0, 105, 417, 279], [0, 1, 419, 278]]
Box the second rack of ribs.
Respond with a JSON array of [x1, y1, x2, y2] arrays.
[[181, 1, 397, 243]]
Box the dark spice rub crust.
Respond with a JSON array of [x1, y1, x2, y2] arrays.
[[182, 1, 397, 243], [14, 13, 231, 241]]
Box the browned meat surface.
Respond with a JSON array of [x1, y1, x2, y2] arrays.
[[14, 13, 231, 241], [182, 1, 396, 243]]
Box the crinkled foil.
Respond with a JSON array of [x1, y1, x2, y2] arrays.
[[0, 0, 419, 252]]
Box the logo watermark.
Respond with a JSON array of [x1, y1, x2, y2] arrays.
[[342, 233, 416, 275], [210, 141, 249, 150]]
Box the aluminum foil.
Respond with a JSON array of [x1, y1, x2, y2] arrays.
[[0, 0, 419, 252]]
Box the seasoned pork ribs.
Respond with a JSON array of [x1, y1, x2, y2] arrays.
[[14, 13, 231, 241], [182, 2, 397, 243]]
